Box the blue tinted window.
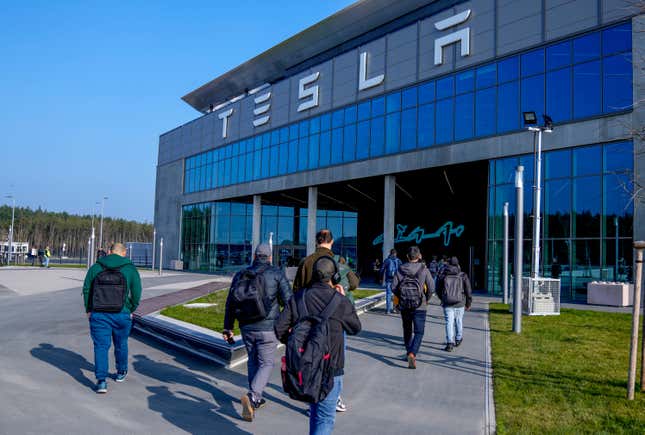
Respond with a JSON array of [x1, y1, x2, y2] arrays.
[[436, 99, 454, 144], [573, 145, 601, 176], [299, 120, 309, 138], [604, 141, 633, 173], [418, 103, 435, 148], [261, 148, 270, 178], [498, 56, 519, 83], [345, 105, 357, 124], [436, 76, 454, 99], [308, 134, 320, 169], [278, 143, 288, 175], [310, 117, 321, 134], [320, 113, 331, 131], [358, 101, 371, 121], [343, 124, 356, 162], [372, 96, 385, 116], [497, 81, 519, 133], [401, 108, 417, 151], [545, 149, 571, 179], [289, 125, 298, 141], [331, 128, 343, 164], [419, 81, 435, 104], [356, 120, 370, 160], [254, 136, 262, 151], [245, 152, 253, 181], [319, 131, 331, 167], [547, 41, 571, 70], [521, 48, 545, 76], [603, 22, 631, 56], [477, 64, 496, 89], [573, 60, 601, 118], [547, 68, 572, 123], [385, 112, 401, 154], [476, 88, 496, 137], [238, 153, 246, 181], [456, 70, 475, 94], [386, 92, 401, 113], [332, 109, 344, 128], [455, 93, 474, 141], [297, 138, 308, 171], [269, 146, 278, 177], [271, 130, 280, 146], [280, 127, 289, 143], [370, 116, 385, 157], [603, 53, 632, 113], [573, 32, 600, 63], [254, 150, 262, 179], [287, 140, 298, 173], [402, 87, 417, 109], [521, 75, 545, 120]]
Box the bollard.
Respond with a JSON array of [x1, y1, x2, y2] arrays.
[[628, 241, 644, 399], [159, 238, 163, 276], [503, 202, 509, 304], [151, 228, 156, 271], [513, 166, 524, 334]]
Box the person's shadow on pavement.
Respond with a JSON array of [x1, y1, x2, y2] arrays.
[[146, 386, 252, 435], [30, 343, 95, 390]]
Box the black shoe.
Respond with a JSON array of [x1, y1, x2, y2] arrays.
[[254, 398, 266, 409], [444, 343, 454, 352], [455, 339, 463, 347]]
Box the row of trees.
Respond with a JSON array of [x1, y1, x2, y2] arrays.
[[0, 206, 153, 257]]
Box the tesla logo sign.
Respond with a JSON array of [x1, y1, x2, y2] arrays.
[[434, 10, 472, 65]]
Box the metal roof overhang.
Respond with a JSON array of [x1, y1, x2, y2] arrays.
[[181, 0, 458, 113]]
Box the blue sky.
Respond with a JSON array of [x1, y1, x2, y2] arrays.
[[0, 0, 354, 222]]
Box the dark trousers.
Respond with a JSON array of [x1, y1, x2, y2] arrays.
[[401, 309, 426, 356]]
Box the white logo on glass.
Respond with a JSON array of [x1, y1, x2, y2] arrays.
[[252, 92, 271, 127], [434, 9, 472, 66]]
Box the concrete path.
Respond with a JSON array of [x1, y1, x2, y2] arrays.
[[0, 268, 493, 435]]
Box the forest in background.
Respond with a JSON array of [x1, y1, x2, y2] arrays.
[[0, 205, 153, 257]]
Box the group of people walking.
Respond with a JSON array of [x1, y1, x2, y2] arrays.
[[81, 232, 472, 435]]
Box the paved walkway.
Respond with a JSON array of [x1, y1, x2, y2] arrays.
[[0, 267, 493, 434]]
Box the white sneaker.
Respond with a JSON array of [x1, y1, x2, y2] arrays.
[[336, 396, 347, 412]]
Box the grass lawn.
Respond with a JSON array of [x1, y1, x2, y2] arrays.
[[490, 303, 645, 434], [161, 288, 383, 336]]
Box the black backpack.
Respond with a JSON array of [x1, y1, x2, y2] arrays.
[[90, 264, 128, 313], [396, 267, 424, 310], [442, 274, 465, 305], [281, 290, 342, 404], [230, 265, 269, 323]]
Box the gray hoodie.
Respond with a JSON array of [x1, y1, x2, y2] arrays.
[[392, 261, 435, 311]]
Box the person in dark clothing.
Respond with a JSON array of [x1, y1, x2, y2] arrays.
[[551, 257, 562, 279], [436, 256, 472, 352], [392, 246, 435, 369], [223, 243, 292, 422], [380, 249, 402, 314], [275, 256, 361, 435]]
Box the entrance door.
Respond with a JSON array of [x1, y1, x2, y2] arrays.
[[274, 245, 307, 268]]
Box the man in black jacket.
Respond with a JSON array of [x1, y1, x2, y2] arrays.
[[223, 243, 292, 422], [275, 256, 361, 435], [392, 246, 435, 369], [436, 256, 472, 352]]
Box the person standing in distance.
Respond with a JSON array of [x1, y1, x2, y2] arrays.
[[392, 246, 434, 369], [380, 249, 402, 314], [222, 243, 292, 422], [82, 242, 142, 393]]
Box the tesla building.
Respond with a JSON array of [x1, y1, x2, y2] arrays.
[[154, 0, 643, 301]]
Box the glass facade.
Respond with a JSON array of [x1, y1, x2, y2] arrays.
[[487, 141, 634, 301], [184, 22, 632, 194], [181, 201, 357, 272]]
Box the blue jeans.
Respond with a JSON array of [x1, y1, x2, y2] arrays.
[[309, 376, 342, 435], [241, 329, 277, 402], [43, 256, 49, 267], [401, 309, 426, 356], [444, 306, 465, 344], [89, 311, 132, 381], [385, 280, 393, 312]]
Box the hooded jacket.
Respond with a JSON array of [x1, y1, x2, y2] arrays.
[[392, 261, 435, 311], [82, 254, 142, 313], [437, 263, 472, 308]]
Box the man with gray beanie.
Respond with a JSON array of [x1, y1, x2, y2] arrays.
[[223, 243, 292, 422]]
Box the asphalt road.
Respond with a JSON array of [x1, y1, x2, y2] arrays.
[[0, 267, 492, 435]]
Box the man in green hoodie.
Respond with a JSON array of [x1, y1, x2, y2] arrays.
[[82, 242, 142, 393]]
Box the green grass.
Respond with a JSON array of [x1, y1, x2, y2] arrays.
[[161, 288, 383, 335], [490, 303, 645, 434]]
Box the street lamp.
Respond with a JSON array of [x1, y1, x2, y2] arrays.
[[99, 196, 108, 250], [523, 112, 554, 278], [4, 195, 15, 264], [90, 201, 99, 265]]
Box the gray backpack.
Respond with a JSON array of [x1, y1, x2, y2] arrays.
[[442, 274, 464, 305]]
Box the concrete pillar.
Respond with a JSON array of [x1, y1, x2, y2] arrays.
[[252, 195, 262, 256], [383, 175, 396, 260], [307, 186, 318, 255], [633, 15, 645, 243]]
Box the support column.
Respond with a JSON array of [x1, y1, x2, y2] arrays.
[[633, 15, 645, 243], [307, 187, 318, 255], [252, 195, 261, 256], [383, 175, 396, 260]]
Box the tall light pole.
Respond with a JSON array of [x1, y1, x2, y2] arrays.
[[523, 112, 553, 278], [90, 201, 99, 265], [99, 196, 108, 251], [5, 195, 15, 264]]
